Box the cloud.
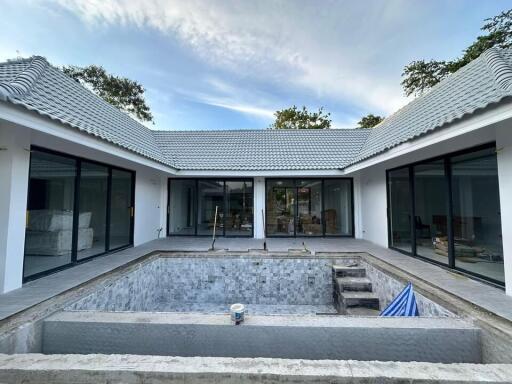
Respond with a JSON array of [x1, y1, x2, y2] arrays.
[[53, 0, 433, 117]]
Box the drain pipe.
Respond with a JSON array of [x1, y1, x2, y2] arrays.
[[262, 209, 267, 251], [209, 205, 219, 251]]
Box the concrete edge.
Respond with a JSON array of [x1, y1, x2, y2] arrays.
[[0, 354, 511, 383], [49, 310, 477, 329]]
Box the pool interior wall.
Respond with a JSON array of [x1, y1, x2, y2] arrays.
[[65, 254, 454, 317]]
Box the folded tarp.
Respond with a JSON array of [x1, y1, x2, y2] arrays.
[[380, 282, 420, 317]]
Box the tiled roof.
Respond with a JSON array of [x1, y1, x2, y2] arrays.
[[0, 57, 168, 166], [351, 47, 512, 165], [1, 47, 512, 172], [152, 129, 371, 170]]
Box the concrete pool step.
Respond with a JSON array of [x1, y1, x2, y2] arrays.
[[332, 265, 366, 278], [338, 291, 380, 309], [336, 276, 372, 292], [346, 307, 381, 316]]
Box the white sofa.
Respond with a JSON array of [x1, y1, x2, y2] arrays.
[[25, 210, 93, 256]]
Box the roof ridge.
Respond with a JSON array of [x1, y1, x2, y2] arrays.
[[482, 47, 512, 92], [152, 128, 362, 133], [0, 56, 49, 101]]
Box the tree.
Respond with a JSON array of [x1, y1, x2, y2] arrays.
[[62, 65, 153, 123], [402, 9, 512, 97], [269, 106, 331, 129], [358, 114, 384, 128]]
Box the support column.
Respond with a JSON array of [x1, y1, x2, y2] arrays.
[[0, 123, 30, 293], [253, 177, 266, 239], [497, 125, 512, 296]]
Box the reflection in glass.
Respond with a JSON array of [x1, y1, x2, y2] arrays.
[[109, 169, 133, 249], [266, 180, 296, 236], [296, 180, 322, 236], [24, 151, 77, 278], [324, 179, 352, 236], [169, 179, 197, 235], [197, 180, 224, 236], [225, 181, 253, 236], [414, 160, 449, 265], [451, 148, 504, 283], [77, 162, 108, 260], [387, 169, 412, 251]]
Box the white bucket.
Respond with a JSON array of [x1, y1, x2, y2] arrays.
[[230, 303, 245, 324]]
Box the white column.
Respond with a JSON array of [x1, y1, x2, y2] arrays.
[[253, 177, 266, 239], [497, 125, 512, 296], [0, 123, 31, 293]]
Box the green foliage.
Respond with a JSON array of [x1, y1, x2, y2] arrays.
[[269, 105, 331, 129], [62, 65, 153, 123], [358, 114, 384, 128], [402, 9, 512, 97]]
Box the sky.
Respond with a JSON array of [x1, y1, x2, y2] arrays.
[[0, 0, 509, 131]]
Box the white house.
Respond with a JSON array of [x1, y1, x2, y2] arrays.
[[1, 46, 512, 296]]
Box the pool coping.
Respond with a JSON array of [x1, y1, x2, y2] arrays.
[[0, 354, 511, 383]]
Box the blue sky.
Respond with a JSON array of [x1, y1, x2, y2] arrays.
[[0, 0, 509, 130]]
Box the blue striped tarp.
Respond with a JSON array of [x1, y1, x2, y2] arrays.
[[380, 282, 420, 317]]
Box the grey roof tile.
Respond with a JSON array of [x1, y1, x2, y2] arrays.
[[152, 129, 371, 170], [0, 56, 169, 166], [351, 47, 512, 165], [2, 47, 512, 172]]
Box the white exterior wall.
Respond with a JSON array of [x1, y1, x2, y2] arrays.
[[0, 124, 30, 293], [496, 122, 512, 295], [253, 177, 265, 239], [356, 165, 388, 247], [134, 171, 168, 246]]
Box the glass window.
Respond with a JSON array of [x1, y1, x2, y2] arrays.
[[225, 181, 253, 236], [296, 180, 323, 236], [24, 151, 77, 278], [77, 162, 108, 260], [109, 169, 133, 250], [169, 179, 197, 235], [451, 148, 504, 283], [414, 160, 449, 265], [387, 168, 412, 252], [197, 180, 224, 236], [266, 180, 296, 236], [324, 179, 353, 236]]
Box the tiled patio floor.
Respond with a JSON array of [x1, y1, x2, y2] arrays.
[[0, 237, 511, 322]]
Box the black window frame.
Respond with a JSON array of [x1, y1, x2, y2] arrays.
[[23, 146, 136, 283], [167, 178, 254, 238], [385, 142, 504, 288], [265, 177, 355, 238]]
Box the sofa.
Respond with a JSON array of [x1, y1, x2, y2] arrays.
[[25, 210, 93, 256]]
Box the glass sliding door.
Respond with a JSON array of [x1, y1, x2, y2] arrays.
[[387, 168, 412, 252], [296, 179, 322, 236], [225, 181, 253, 236], [266, 180, 296, 236], [77, 162, 108, 260], [167, 179, 254, 237], [413, 160, 449, 265], [24, 147, 136, 281], [109, 169, 134, 250], [386, 144, 504, 286], [451, 148, 504, 283], [265, 178, 354, 237], [197, 180, 224, 236], [24, 150, 77, 278], [169, 179, 196, 235], [324, 179, 353, 236]]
